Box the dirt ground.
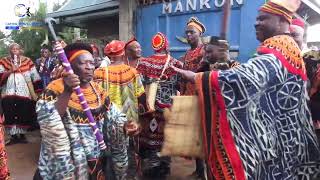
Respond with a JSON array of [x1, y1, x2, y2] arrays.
[[5, 131, 196, 180]]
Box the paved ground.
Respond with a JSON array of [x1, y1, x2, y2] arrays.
[[5, 131, 196, 180]]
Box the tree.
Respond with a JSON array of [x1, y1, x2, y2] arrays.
[[0, 31, 8, 57]]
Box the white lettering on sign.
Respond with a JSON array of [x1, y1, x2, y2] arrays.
[[215, 0, 225, 8], [163, 2, 172, 14], [200, 0, 211, 9], [186, 0, 197, 11], [162, 0, 245, 14], [175, 0, 184, 12]]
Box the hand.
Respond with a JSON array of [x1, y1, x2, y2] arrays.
[[51, 65, 64, 80], [10, 66, 18, 73], [63, 72, 80, 92], [171, 65, 196, 83], [31, 94, 38, 101], [124, 120, 140, 136]]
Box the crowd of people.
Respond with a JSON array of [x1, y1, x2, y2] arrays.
[[0, 0, 320, 179]]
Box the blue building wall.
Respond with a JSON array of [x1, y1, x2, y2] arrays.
[[136, 0, 266, 62]]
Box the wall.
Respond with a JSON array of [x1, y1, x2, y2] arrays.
[[136, 0, 265, 62], [87, 16, 119, 42]]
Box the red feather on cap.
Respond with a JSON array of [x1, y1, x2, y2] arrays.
[[292, 18, 305, 29]]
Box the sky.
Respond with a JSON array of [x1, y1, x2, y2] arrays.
[[0, 0, 320, 42]]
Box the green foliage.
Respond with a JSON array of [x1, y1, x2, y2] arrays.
[[0, 31, 8, 58]]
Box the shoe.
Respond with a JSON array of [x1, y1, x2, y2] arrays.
[[19, 134, 28, 144], [5, 135, 19, 146]]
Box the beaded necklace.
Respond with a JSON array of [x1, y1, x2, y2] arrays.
[[69, 81, 101, 110]]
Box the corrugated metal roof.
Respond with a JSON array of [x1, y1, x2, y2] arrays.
[[47, 0, 119, 18]]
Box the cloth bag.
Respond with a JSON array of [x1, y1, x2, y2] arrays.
[[161, 96, 204, 159]]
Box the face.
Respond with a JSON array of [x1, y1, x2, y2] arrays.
[[126, 41, 142, 59], [94, 57, 103, 68], [71, 53, 95, 83], [255, 11, 281, 42], [290, 25, 304, 48], [205, 44, 222, 64], [185, 26, 201, 45], [42, 49, 50, 58], [10, 45, 20, 56]]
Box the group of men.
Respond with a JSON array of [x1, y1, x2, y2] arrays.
[[0, 0, 320, 179]]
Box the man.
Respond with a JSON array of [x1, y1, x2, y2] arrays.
[[178, 17, 206, 179], [36, 46, 55, 88], [36, 42, 137, 179], [199, 36, 239, 72], [95, 40, 144, 124], [136, 32, 183, 178], [94, 40, 144, 179], [125, 37, 143, 68], [173, 0, 320, 179], [90, 43, 103, 69], [291, 19, 320, 141], [180, 17, 206, 95], [290, 18, 305, 49], [0, 43, 42, 145]]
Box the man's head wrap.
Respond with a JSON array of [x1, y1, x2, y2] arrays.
[[259, 0, 301, 23], [187, 17, 206, 34]]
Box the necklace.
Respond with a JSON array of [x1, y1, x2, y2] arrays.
[[69, 82, 102, 110], [11, 56, 22, 68], [89, 81, 101, 109]]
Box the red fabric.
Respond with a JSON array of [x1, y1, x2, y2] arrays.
[[66, 50, 80, 60], [152, 32, 169, 52], [104, 40, 125, 57], [0, 115, 10, 179], [0, 72, 11, 87], [257, 47, 307, 80], [136, 55, 182, 79], [125, 37, 138, 49], [292, 18, 305, 29], [210, 71, 246, 180]]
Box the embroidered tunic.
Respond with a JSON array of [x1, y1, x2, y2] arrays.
[[94, 64, 145, 122], [196, 35, 320, 180], [37, 79, 128, 180]]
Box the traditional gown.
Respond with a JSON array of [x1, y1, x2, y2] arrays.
[[0, 115, 9, 179], [196, 35, 320, 180], [0, 56, 42, 135], [180, 45, 204, 95], [36, 79, 128, 180], [136, 54, 183, 174], [94, 64, 145, 122]]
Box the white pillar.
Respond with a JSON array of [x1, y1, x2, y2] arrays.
[[119, 0, 136, 41]]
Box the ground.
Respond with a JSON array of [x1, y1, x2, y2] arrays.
[[6, 131, 196, 180]]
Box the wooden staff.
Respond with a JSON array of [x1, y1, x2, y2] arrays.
[[45, 17, 107, 151], [220, 0, 231, 40]]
